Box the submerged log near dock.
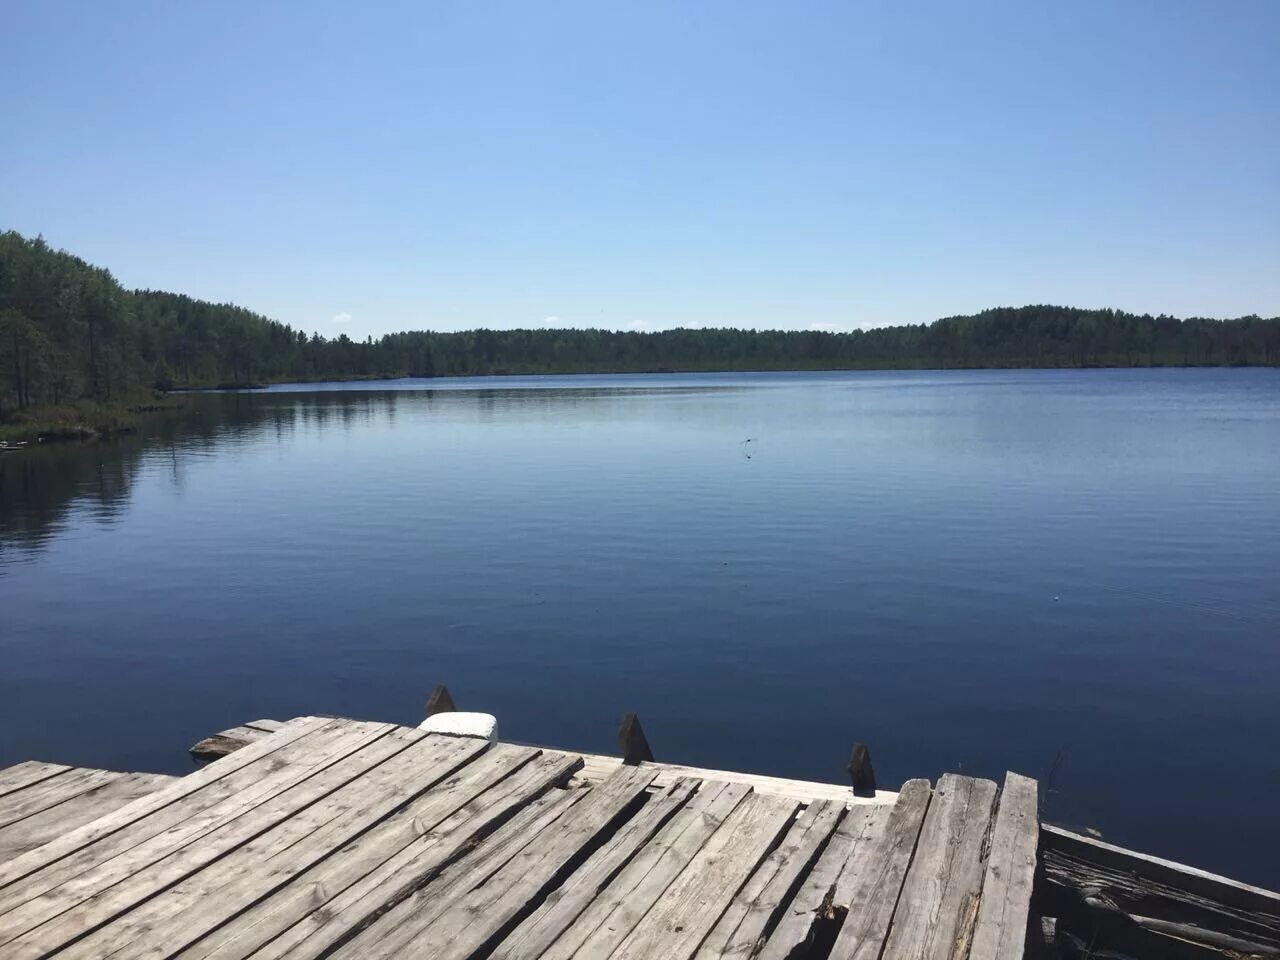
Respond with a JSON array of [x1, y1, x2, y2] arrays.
[[0, 695, 1275, 959]]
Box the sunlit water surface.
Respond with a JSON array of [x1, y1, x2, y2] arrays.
[[2, 369, 1278, 885]]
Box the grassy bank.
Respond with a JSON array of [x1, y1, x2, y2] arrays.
[[0, 392, 182, 445]]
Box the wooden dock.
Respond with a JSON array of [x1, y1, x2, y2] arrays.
[[0, 716, 1037, 959], [4, 712, 1279, 959]]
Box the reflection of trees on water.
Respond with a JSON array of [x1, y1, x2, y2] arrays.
[[0, 384, 729, 561], [0, 443, 144, 555]]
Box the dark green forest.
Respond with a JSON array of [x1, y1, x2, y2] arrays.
[[3, 229, 1278, 417]]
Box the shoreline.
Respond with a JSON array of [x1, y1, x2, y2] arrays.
[[0, 397, 183, 446]]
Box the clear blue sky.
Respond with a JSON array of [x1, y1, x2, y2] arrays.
[[2, 1, 1277, 339]]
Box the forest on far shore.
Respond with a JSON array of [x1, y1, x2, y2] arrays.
[[3, 229, 1278, 418]]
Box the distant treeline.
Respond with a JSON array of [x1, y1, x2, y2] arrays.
[[2, 230, 1278, 414]]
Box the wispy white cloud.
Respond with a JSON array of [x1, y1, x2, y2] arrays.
[[331, 312, 353, 324], [807, 321, 839, 332], [622, 319, 678, 332], [540, 315, 561, 327]]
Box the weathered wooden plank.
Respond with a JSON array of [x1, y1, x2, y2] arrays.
[[60, 732, 491, 960], [337, 764, 659, 960], [969, 772, 1039, 960], [191, 725, 280, 761], [571, 751, 623, 788], [258, 757, 586, 960], [220, 725, 274, 742], [611, 792, 801, 960], [186, 746, 580, 960], [879, 773, 998, 960], [0, 718, 361, 920], [539, 780, 751, 960], [1042, 823, 1280, 919], [1053, 884, 1280, 959], [641, 758, 895, 806], [756, 802, 895, 960], [1040, 824, 1280, 955], [0, 720, 402, 957], [827, 778, 933, 960], [0, 761, 73, 800], [0, 773, 176, 861], [128, 741, 529, 958], [0, 768, 122, 828], [0, 715, 329, 892], [697, 798, 845, 960], [494, 779, 701, 960], [560, 748, 898, 805], [244, 719, 285, 733]]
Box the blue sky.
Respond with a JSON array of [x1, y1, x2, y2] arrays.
[[2, 1, 1277, 339]]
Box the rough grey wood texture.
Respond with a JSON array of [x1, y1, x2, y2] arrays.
[[0, 718, 1058, 960], [879, 773, 998, 960], [0, 720, 404, 959], [336, 764, 658, 960], [0, 767, 122, 829], [494, 779, 700, 960], [245, 719, 285, 732], [189, 725, 279, 761], [0, 772, 175, 861], [696, 798, 844, 960], [1041, 822, 1280, 956], [756, 802, 894, 960], [828, 778, 933, 960], [0, 718, 367, 927], [541, 780, 752, 960], [0, 715, 329, 893], [178, 744, 562, 960], [59, 732, 490, 960], [969, 772, 1039, 960], [254, 763, 587, 960], [610, 792, 800, 960], [0, 761, 73, 800]]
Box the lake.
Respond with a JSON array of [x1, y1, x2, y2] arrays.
[[2, 368, 1278, 886]]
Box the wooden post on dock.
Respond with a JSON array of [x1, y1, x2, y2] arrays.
[[847, 742, 876, 796], [618, 713, 655, 765], [425, 684, 457, 717]]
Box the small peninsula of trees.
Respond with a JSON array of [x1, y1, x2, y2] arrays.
[[2, 229, 1277, 416]]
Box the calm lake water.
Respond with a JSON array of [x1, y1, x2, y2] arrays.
[[2, 369, 1278, 885]]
